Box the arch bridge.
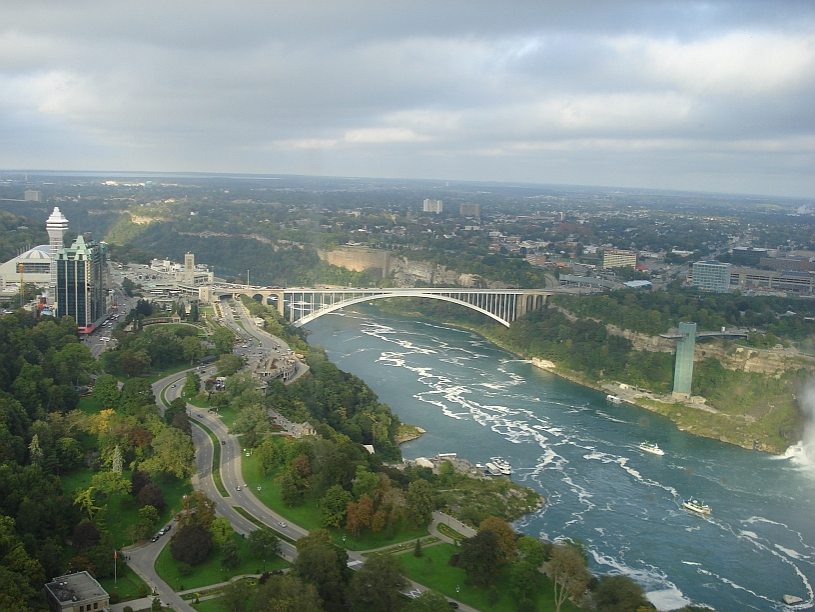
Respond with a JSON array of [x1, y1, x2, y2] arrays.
[[204, 286, 553, 327]]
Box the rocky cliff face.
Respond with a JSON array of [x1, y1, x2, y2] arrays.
[[318, 246, 512, 289], [604, 322, 815, 376]]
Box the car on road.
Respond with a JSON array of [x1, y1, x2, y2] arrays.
[[278, 521, 287, 528], [221, 440, 225, 445], [448, 603, 459, 609], [236, 486, 242, 491], [171, 384, 176, 388], [160, 524, 172, 534]]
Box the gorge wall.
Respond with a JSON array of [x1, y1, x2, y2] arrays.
[[318, 246, 511, 289]]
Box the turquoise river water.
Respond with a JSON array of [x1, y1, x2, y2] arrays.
[[303, 306, 815, 611]]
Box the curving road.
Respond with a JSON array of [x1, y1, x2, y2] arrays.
[[127, 312, 474, 611]]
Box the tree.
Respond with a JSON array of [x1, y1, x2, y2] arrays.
[[212, 327, 235, 355], [182, 335, 205, 365], [405, 479, 435, 526], [255, 437, 282, 475], [28, 434, 43, 465], [348, 554, 408, 612], [404, 590, 451, 612], [170, 523, 213, 565], [92, 470, 132, 497], [140, 427, 196, 478], [593, 575, 651, 612], [216, 354, 243, 376], [253, 574, 322, 612], [120, 378, 156, 413], [277, 469, 307, 507], [177, 490, 217, 529], [320, 485, 353, 528], [73, 487, 100, 521], [73, 521, 101, 553], [137, 482, 166, 510], [459, 530, 502, 586], [345, 494, 374, 537], [183, 371, 200, 397], [138, 505, 160, 525], [55, 437, 84, 470], [479, 516, 517, 563], [547, 544, 591, 612], [352, 466, 379, 500], [111, 445, 123, 474], [131, 469, 151, 498], [509, 561, 539, 603], [220, 540, 242, 570], [414, 538, 423, 557], [189, 302, 199, 323], [92, 374, 120, 408], [517, 535, 546, 568], [247, 528, 279, 560], [210, 516, 234, 547], [293, 542, 350, 612], [164, 396, 187, 426], [295, 528, 333, 551]]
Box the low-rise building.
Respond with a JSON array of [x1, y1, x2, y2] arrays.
[[44, 571, 109, 612]]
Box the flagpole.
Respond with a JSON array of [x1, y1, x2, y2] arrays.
[[114, 549, 117, 584]]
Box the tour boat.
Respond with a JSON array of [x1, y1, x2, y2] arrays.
[[682, 498, 711, 515], [490, 457, 513, 475], [606, 394, 622, 404], [638, 441, 665, 456], [485, 462, 503, 476]]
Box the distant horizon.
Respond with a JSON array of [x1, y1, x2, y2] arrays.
[[2, 2, 812, 199], [1, 168, 811, 204]]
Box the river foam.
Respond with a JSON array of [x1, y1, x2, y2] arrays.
[[310, 308, 815, 612]]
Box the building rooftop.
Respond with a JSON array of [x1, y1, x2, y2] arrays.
[[45, 571, 107, 604]]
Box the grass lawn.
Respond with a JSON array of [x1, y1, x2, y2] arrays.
[[155, 531, 289, 591], [187, 396, 210, 408], [214, 407, 240, 429], [59, 469, 192, 549], [99, 567, 150, 602], [192, 420, 229, 497], [192, 597, 223, 612], [78, 395, 105, 415], [241, 450, 429, 551], [400, 544, 580, 612]]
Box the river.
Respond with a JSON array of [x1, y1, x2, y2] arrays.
[[303, 305, 815, 611]]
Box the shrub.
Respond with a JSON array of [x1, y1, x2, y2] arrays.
[[176, 561, 194, 577]]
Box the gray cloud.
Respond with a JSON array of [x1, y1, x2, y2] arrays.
[[1, 0, 813, 196]]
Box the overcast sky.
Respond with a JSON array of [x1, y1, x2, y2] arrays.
[[1, 1, 813, 197]]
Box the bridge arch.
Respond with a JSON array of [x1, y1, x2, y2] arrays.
[[292, 292, 512, 327]]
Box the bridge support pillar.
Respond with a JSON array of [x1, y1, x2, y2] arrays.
[[274, 291, 285, 317]]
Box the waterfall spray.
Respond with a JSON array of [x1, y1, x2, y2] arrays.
[[797, 379, 815, 468]]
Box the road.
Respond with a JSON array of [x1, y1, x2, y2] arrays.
[[127, 303, 474, 611]]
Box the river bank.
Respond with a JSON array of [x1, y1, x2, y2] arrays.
[[303, 305, 815, 611], [378, 302, 797, 454]]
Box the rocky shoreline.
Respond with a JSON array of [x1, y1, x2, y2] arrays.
[[395, 423, 426, 445]]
